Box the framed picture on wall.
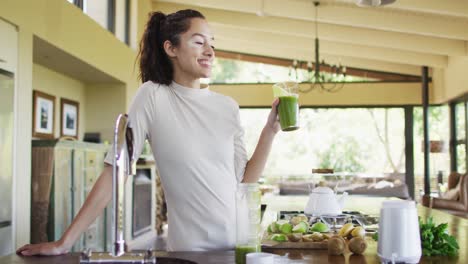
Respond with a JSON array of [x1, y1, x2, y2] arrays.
[[60, 98, 79, 139], [32, 90, 55, 139]]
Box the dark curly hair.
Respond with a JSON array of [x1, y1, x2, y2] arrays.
[[137, 9, 205, 85]]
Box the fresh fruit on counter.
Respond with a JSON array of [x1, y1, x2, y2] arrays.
[[292, 221, 309, 233], [302, 232, 326, 242], [302, 234, 314, 242], [310, 221, 329, 232], [327, 235, 368, 256], [290, 214, 308, 226], [271, 233, 288, 242], [337, 223, 366, 239], [328, 236, 346, 255], [338, 223, 354, 237], [279, 222, 293, 234], [350, 226, 366, 238], [268, 219, 309, 235], [272, 220, 290, 234], [287, 233, 303, 242], [348, 237, 367, 255]]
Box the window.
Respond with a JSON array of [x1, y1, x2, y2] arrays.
[[455, 102, 466, 173], [83, 0, 111, 31], [114, 0, 130, 44], [210, 58, 375, 84], [413, 106, 450, 196], [71, 0, 130, 45], [240, 108, 405, 179]]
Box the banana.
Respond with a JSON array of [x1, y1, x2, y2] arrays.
[[351, 226, 366, 238], [339, 223, 354, 237]]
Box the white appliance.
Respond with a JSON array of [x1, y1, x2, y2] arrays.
[[378, 200, 421, 263], [304, 186, 347, 216], [0, 69, 14, 256]]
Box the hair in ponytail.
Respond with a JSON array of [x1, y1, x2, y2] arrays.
[[137, 9, 205, 85]]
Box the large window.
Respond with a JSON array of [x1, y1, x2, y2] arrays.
[[240, 108, 405, 179], [413, 106, 450, 197], [210, 58, 375, 84], [68, 0, 130, 45], [219, 56, 463, 199], [83, 0, 110, 30]]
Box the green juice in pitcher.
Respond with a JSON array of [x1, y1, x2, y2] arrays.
[[235, 245, 260, 264], [278, 95, 299, 131]]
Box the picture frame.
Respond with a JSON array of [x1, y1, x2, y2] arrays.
[[32, 90, 55, 139], [60, 98, 79, 139]]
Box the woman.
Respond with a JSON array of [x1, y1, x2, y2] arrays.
[[17, 9, 279, 255]]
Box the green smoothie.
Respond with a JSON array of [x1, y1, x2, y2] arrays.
[[278, 95, 299, 131], [235, 245, 260, 264]]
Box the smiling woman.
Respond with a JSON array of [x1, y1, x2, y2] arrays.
[[18, 8, 281, 255]]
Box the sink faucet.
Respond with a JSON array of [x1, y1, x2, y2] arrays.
[[80, 114, 156, 263], [112, 113, 134, 256]]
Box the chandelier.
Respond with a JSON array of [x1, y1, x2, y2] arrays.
[[293, 1, 347, 93]]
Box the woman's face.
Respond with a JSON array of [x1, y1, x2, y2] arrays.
[[168, 18, 215, 80]]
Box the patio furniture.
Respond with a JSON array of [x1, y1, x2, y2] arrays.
[[422, 172, 468, 218]]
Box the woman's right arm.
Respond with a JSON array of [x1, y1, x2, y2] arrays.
[[17, 164, 113, 256]]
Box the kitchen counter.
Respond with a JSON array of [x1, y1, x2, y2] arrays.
[[1, 196, 466, 263]]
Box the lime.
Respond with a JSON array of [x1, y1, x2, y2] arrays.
[[280, 223, 293, 234], [270, 233, 288, 242], [275, 220, 289, 231], [311, 222, 329, 232], [292, 221, 309, 233]]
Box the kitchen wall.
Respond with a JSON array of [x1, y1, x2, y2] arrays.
[[0, 0, 153, 248], [32, 64, 86, 140], [441, 56, 468, 102], [85, 83, 126, 143]]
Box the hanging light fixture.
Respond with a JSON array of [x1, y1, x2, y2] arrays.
[[356, 0, 396, 7], [297, 1, 347, 93]]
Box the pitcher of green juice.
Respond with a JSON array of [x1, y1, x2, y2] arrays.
[[235, 183, 261, 264], [273, 82, 300, 131]]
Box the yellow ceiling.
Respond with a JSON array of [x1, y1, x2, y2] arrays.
[[152, 0, 468, 75]]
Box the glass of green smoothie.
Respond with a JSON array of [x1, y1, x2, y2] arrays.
[[273, 82, 300, 131], [235, 183, 261, 264]]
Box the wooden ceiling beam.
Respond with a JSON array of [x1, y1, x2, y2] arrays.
[[213, 37, 421, 75], [215, 50, 421, 82], [336, 0, 468, 19], [155, 0, 468, 40], [154, 2, 466, 56], [212, 25, 448, 68]]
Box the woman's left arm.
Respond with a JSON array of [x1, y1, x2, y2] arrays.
[[242, 99, 280, 183]]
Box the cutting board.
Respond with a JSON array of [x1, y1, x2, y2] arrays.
[[261, 233, 330, 249]]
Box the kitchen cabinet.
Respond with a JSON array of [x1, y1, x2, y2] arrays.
[[31, 140, 109, 251]]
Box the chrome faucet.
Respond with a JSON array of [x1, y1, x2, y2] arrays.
[[80, 114, 156, 263]]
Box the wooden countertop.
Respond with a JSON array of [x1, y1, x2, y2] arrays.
[[1, 195, 466, 264]]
